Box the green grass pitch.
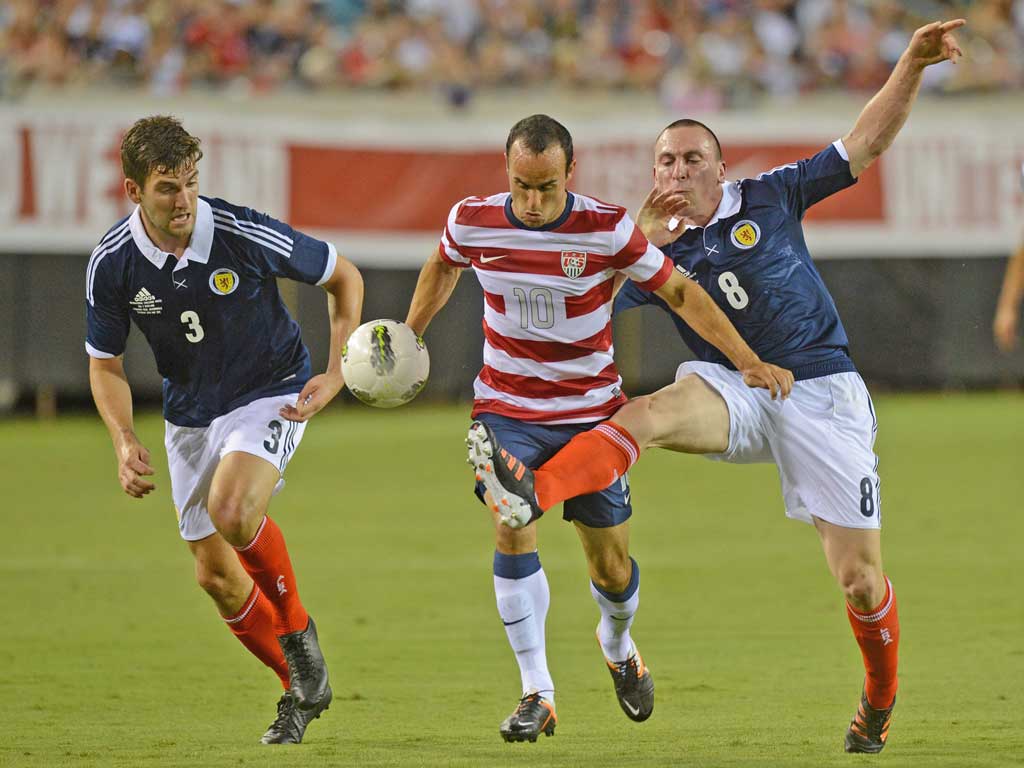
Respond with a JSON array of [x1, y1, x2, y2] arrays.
[[1, 394, 1022, 767]]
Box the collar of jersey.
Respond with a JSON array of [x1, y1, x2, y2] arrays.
[[504, 192, 575, 231], [129, 198, 214, 271], [685, 182, 742, 231]]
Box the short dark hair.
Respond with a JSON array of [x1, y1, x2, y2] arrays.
[[121, 115, 203, 187], [506, 114, 574, 172], [660, 118, 722, 161]]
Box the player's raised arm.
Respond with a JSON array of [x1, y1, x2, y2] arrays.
[[282, 252, 364, 423], [654, 269, 794, 399], [406, 246, 462, 337], [89, 355, 155, 498], [843, 19, 965, 178]]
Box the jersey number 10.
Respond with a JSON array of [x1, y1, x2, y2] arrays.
[[512, 287, 556, 330]]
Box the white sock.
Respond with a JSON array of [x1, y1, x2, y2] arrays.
[[493, 555, 554, 704], [590, 556, 640, 663]]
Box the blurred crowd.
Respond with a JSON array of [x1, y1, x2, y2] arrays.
[[2, 0, 1022, 109]]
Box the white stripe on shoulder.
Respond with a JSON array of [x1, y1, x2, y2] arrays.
[[86, 228, 134, 304], [213, 222, 291, 259], [210, 208, 293, 248], [94, 220, 131, 252], [756, 161, 800, 180], [317, 242, 337, 286], [574, 193, 623, 214]]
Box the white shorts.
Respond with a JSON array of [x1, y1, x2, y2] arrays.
[[676, 361, 881, 530], [164, 394, 307, 541]]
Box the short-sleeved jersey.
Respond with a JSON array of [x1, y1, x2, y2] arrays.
[[440, 191, 672, 424], [616, 140, 858, 380], [86, 196, 337, 427]]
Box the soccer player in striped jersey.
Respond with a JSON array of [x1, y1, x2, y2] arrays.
[[472, 21, 966, 754], [406, 114, 791, 741], [86, 116, 364, 744]]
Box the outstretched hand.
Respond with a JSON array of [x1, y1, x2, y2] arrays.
[[740, 362, 794, 401], [280, 370, 345, 422], [637, 187, 692, 248], [905, 19, 965, 68]]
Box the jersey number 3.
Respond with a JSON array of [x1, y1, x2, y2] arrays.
[[180, 310, 205, 343], [717, 271, 749, 310]]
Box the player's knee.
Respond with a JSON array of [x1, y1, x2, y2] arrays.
[[615, 395, 655, 448], [836, 562, 884, 610], [208, 493, 260, 544], [494, 519, 536, 554]]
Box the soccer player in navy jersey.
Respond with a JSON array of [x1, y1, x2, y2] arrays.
[[408, 114, 790, 742], [86, 116, 363, 744], [474, 20, 965, 754]]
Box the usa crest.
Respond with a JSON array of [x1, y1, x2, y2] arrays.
[[729, 220, 760, 250], [560, 251, 587, 279], [209, 268, 239, 295]]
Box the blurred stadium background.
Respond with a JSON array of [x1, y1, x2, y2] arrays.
[[1, 0, 1023, 412], [2, 2, 1023, 767]]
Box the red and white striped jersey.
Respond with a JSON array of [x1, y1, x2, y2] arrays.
[[439, 191, 673, 424]]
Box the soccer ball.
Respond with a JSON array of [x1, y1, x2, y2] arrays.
[[341, 319, 429, 408]]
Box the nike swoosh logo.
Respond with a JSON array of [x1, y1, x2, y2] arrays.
[[502, 614, 532, 626], [623, 699, 641, 716], [479, 254, 509, 264]]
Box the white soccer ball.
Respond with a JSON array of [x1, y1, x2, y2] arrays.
[[341, 319, 429, 408]]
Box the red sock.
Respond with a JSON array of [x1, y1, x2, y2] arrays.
[[234, 516, 310, 636], [534, 421, 640, 510], [847, 576, 900, 709], [224, 584, 290, 689]]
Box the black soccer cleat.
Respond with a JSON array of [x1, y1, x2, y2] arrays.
[[466, 420, 544, 529], [499, 692, 557, 743], [844, 688, 895, 753], [260, 688, 332, 745], [604, 642, 654, 722], [278, 617, 332, 710]]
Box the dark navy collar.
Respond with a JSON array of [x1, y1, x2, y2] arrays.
[[504, 192, 575, 231]]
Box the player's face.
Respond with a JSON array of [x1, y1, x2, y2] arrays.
[[125, 165, 200, 248], [506, 140, 575, 228], [653, 126, 726, 222]]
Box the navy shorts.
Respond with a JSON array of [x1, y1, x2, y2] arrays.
[[473, 412, 632, 528]]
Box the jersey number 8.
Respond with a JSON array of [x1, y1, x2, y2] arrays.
[[717, 271, 749, 310]]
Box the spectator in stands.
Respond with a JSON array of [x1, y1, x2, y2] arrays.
[[1, 0, 1021, 106]]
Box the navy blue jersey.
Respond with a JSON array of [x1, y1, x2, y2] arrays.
[[86, 196, 337, 427], [616, 141, 858, 381]]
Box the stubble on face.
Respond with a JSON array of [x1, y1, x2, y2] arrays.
[[139, 165, 199, 247]]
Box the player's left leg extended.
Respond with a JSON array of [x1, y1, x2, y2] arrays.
[[534, 374, 729, 512], [470, 375, 729, 528], [188, 532, 290, 690], [574, 520, 654, 722], [208, 451, 331, 716], [815, 519, 899, 753]]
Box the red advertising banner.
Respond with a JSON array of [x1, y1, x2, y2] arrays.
[[1, 109, 1020, 261]]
